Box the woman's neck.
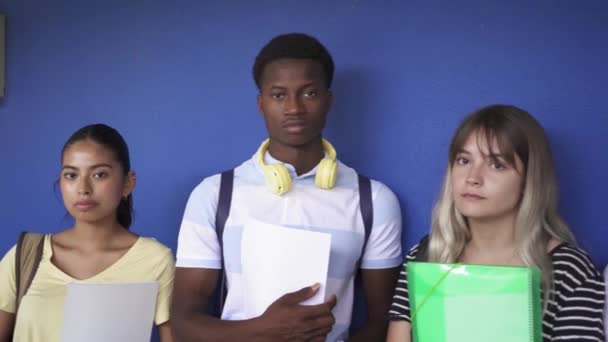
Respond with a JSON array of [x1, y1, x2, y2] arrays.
[[462, 214, 522, 265], [69, 219, 126, 249]]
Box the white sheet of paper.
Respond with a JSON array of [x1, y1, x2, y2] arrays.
[[61, 282, 159, 342], [241, 218, 332, 318]]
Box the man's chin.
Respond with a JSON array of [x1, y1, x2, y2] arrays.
[[275, 135, 322, 148]]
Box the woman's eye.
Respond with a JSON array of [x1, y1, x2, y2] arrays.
[[63, 173, 77, 180], [455, 157, 468, 165], [491, 162, 506, 170]]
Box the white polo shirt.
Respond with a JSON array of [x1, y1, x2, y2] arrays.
[[176, 151, 402, 341]]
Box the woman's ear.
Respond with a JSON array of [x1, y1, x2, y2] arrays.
[[123, 171, 136, 197]]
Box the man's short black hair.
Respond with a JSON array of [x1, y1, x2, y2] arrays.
[[252, 33, 335, 90]]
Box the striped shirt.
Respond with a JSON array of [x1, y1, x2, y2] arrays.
[[389, 241, 606, 341]]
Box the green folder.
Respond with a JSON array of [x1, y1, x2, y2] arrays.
[[408, 262, 542, 342]]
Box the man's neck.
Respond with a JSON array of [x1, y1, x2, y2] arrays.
[[267, 138, 325, 176]]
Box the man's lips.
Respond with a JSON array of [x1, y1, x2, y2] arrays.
[[283, 121, 307, 133]]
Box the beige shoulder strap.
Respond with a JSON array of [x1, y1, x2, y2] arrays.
[[15, 232, 45, 311]]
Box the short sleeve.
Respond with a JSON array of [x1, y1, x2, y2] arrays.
[[175, 175, 223, 269], [154, 248, 176, 325], [0, 245, 17, 314], [547, 246, 605, 341], [604, 266, 607, 339], [388, 244, 420, 321], [360, 181, 402, 269], [551, 276, 605, 340]]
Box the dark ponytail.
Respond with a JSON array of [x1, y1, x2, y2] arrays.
[[62, 124, 133, 229], [116, 194, 133, 229]]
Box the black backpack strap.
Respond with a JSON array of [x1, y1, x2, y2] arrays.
[[213, 169, 234, 316], [415, 234, 430, 262], [357, 174, 373, 267], [349, 175, 374, 333], [216, 169, 234, 251]]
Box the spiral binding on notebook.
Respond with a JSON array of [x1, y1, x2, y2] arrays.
[[528, 268, 542, 342], [528, 270, 533, 342]]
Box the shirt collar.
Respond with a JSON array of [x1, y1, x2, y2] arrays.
[[251, 150, 328, 180]]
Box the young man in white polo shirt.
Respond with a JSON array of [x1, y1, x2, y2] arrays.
[[171, 33, 402, 342]]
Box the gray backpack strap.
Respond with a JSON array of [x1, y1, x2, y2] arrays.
[[15, 231, 45, 311], [357, 174, 373, 265], [213, 169, 234, 316]]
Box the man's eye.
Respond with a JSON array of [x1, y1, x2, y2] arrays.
[[304, 91, 317, 97], [271, 93, 285, 100], [93, 172, 108, 179]]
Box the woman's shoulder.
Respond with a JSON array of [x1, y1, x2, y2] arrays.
[[135, 236, 174, 257], [126, 237, 175, 276], [550, 243, 603, 288], [404, 235, 430, 261], [0, 244, 17, 266]]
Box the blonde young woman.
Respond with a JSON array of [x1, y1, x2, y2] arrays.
[[387, 105, 605, 341]]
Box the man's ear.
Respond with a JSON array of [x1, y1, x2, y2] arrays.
[[326, 90, 333, 113], [257, 94, 264, 116]]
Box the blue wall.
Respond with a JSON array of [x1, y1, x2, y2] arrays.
[[1, 0, 607, 331]]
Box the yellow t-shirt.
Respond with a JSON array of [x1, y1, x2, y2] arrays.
[[0, 235, 175, 342]]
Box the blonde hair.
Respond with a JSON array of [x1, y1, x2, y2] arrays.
[[427, 104, 577, 303]]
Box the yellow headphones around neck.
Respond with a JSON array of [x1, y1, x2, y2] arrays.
[[257, 138, 338, 195]]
